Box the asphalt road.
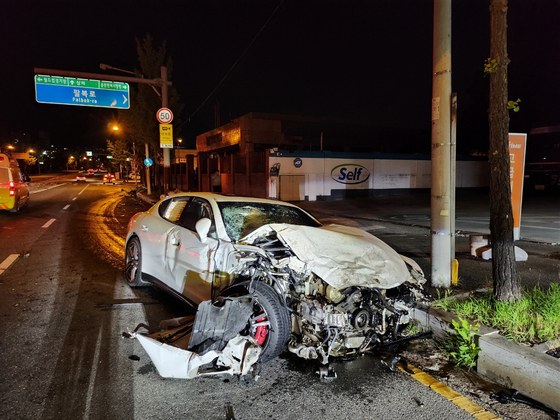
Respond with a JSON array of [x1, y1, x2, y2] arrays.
[[0, 175, 554, 420]]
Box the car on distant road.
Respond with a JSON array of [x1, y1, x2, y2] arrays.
[[76, 175, 87, 182], [88, 169, 95, 175], [102, 173, 115, 184], [123, 193, 428, 363]]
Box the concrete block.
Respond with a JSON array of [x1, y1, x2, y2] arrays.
[[477, 332, 560, 412]]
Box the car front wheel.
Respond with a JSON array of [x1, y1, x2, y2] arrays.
[[124, 237, 147, 287], [219, 281, 291, 362]]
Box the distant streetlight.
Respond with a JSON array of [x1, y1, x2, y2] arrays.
[[113, 125, 119, 131]]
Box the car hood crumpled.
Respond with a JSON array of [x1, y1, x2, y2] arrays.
[[240, 223, 412, 289]]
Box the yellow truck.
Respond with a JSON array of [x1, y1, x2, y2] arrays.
[[0, 154, 29, 212]]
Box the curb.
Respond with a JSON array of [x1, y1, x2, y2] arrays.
[[411, 305, 560, 413]]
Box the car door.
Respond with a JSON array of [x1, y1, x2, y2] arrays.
[[138, 197, 191, 287], [164, 197, 219, 304]]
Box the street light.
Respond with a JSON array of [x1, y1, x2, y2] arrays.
[[99, 62, 170, 194]]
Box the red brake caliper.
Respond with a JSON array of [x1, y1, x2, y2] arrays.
[[255, 316, 268, 345]]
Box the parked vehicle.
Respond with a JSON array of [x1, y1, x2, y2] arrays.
[[124, 193, 427, 363], [76, 175, 87, 182], [0, 154, 30, 212]]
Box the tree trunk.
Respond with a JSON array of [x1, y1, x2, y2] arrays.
[[488, 0, 522, 302]]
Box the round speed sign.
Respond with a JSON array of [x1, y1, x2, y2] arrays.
[[156, 108, 174, 124]]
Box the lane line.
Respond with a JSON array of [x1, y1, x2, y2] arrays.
[[42, 219, 56, 228], [83, 328, 102, 419], [0, 254, 19, 276], [399, 363, 502, 419], [72, 197, 77, 201], [29, 184, 65, 195], [63, 205, 70, 210], [78, 185, 89, 195], [458, 218, 560, 231]]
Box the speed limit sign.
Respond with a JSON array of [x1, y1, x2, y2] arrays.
[[156, 108, 174, 124]]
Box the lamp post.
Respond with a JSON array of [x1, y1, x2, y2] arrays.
[[98, 63, 172, 194]]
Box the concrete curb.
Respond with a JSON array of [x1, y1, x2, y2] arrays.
[[411, 305, 560, 413]]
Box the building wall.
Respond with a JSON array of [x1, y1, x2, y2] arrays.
[[268, 150, 489, 201]]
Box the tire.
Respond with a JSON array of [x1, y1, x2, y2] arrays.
[[220, 281, 291, 362], [124, 237, 147, 287]]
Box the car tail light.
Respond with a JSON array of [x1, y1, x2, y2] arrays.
[[9, 181, 15, 196]]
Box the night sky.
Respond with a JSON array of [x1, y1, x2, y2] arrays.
[[1, 0, 558, 153]]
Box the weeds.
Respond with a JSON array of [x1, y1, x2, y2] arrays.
[[434, 283, 560, 344], [444, 317, 481, 369]]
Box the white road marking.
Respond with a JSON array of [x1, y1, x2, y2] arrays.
[[29, 184, 65, 194], [0, 254, 19, 276], [458, 218, 560, 231], [42, 219, 56, 228], [72, 197, 77, 201], [78, 185, 89, 195], [83, 328, 102, 419], [63, 205, 70, 210]]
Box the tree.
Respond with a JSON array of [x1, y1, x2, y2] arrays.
[[107, 137, 132, 176], [118, 34, 183, 192], [488, 0, 521, 302]]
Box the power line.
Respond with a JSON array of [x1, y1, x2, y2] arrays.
[[179, 0, 286, 129]]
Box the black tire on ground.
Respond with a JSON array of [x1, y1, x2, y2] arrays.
[[220, 281, 291, 362], [124, 237, 148, 287]]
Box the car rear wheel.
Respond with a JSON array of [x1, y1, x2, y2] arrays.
[[124, 237, 148, 287], [220, 281, 291, 362]]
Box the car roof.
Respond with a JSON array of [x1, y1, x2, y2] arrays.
[[166, 192, 299, 207]]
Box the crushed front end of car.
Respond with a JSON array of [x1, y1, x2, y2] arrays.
[[229, 223, 430, 364]]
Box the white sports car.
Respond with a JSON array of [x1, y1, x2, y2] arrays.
[[124, 193, 428, 364]]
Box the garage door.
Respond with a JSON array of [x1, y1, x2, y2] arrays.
[[279, 175, 305, 201]]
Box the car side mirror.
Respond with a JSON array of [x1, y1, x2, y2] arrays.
[[195, 218, 212, 243]]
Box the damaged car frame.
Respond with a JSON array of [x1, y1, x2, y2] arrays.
[[124, 193, 428, 369]]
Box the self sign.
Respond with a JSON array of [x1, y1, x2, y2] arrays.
[[331, 164, 370, 185]]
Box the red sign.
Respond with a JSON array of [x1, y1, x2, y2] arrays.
[[156, 108, 173, 124], [509, 133, 527, 240]]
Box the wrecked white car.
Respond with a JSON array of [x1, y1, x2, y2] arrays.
[[124, 193, 428, 373]]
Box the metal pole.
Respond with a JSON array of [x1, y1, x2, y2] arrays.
[[161, 66, 170, 192], [145, 143, 151, 196], [431, 0, 452, 288]]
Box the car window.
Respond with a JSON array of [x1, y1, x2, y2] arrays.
[[159, 197, 190, 223], [179, 198, 216, 237], [0, 168, 9, 183], [218, 202, 321, 241]]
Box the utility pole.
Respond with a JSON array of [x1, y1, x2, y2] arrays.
[[431, 0, 453, 288], [161, 66, 170, 192]]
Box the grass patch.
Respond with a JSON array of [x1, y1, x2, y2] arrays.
[[433, 283, 560, 344]]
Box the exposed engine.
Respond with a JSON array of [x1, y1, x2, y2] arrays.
[[229, 231, 428, 364]]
